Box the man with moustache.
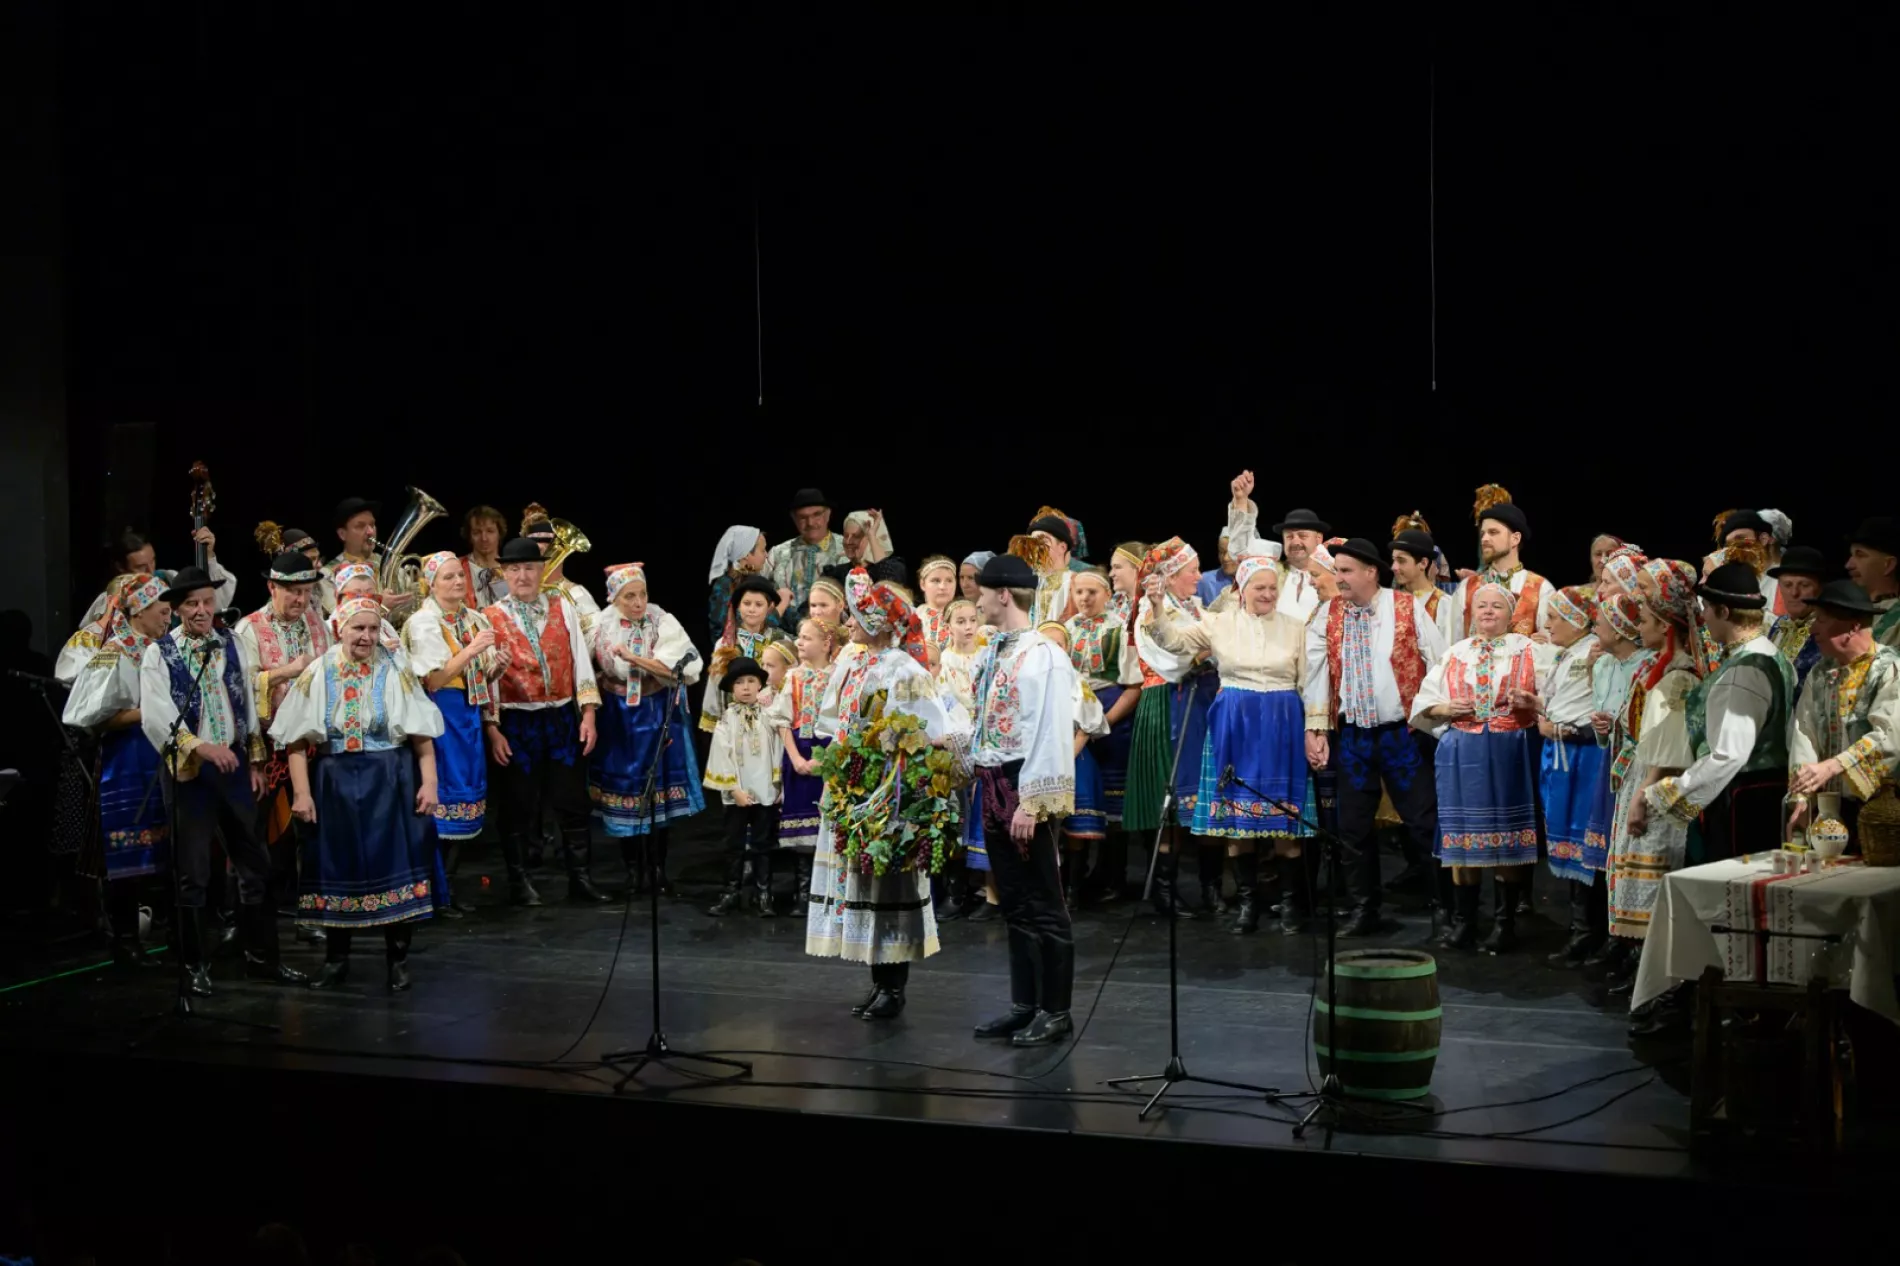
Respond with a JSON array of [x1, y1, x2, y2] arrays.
[[1789, 580, 1900, 846], [767, 488, 850, 622], [1843, 517, 1900, 651]]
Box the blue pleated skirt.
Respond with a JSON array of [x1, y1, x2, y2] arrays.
[[1188, 687, 1310, 839], [428, 687, 487, 841], [589, 687, 705, 837], [1169, 672, 1218, 817], [299, 747, 435, 928], [1090, 684, 1134, 823], [1434, 727, 1541, 866], [1541, 735, 1608, 882], [963, 786, 989, 871], [1064, 746, 1107, 840], [100, 728, 167, 879], [779, 734, 827, 850]]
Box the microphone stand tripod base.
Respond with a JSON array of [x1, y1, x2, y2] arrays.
[[602, 1030, 753, 1093], [1292, 1073, 1345, 1139], [1104, 1054, 1280, 1122]]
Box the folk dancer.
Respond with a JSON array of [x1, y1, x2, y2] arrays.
[[82, 527, 235, 627], [1065, 568, 1143, 905], [970, 554, 1080, 1047], [1767, 545, 1829, 688], [329, 563, 406, 666], [704, 657, 781, 917], [57, 574, 140, 685], [1304, 539, 1450, 938], [276, 598, 445, 993], [1389, 522, 1456, 646], [1023, 510, 1081, 625], [482, 537, 606, 906], [1843, 517, 1900, 651], [1108, 543, 1146, 624], [403, 552, 504, 916], [935, 599, 992, 919], [702, 574, 793, 733], [520, 505, 602, 637], [588, 562, 703, 897], [767, 488, 849, 622], [1708, 510, 1784, 607], [1448, 485, 1551, 637], [805, 568, 970, 1021], [138, 566, 309, 993], [1788, 580, 1900, 847], [917, 556, 960, 664], [321, 497, 385, 618], [60, 573, 173, 968]]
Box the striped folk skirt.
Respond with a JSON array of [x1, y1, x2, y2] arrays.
[[805, 810, 940, 965], [1123, 672, 1216, 833], [1433, 727, 1540, 868]]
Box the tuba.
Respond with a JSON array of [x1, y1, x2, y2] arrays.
[[540, 518, 591, 593], [375, 486, 447, 614]]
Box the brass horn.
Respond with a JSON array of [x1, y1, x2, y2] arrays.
[[375, 486, 447, 615], [539, 518, 591, 592]]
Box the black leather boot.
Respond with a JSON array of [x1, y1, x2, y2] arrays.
[[1607, 941, 1644, 995], [1198, 847, 1228, 916], [1277, 853, 1309, 934], [651, 830, 677, 898], [861, 963, 908, 1020], [1064, 850, 1087, 911], [240, 904, 311, 986], [107, 882, 156, 971], [1441, 883, 1480, 950], [385, 926, 413, 993], [503, 831, 543, 906], [616, 837, 647, 900], [449, 841, 480, 913], [1149, 854, 1192, 919], [1230, 851, 1260, 935], [310, 930, 352, 990], [937, 870, 970, 921], [753, 852, 776, 917], [795, 852, 813, 911], [1482, 882, 1519, 954], [974, 1004, 1038, 1038], [709, 848, 745, 916], [1547, 879, 1601, 966], [562, 831, 608, 904], [178, 906, 214, 996], [436, 842, 466, 920], [1584, 932, 1631, 972]]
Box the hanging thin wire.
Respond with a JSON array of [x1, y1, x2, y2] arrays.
[[1429, 62, 1437, 391], [754, 194, 765, 407]]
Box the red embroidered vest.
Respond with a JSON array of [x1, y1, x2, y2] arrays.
[[1323, 592, 1424, 725], [486, 596, 578, 705], [243, 608, 330, 721], [1460, 572, 1546, 637], [1442, 643, 1540, 733]]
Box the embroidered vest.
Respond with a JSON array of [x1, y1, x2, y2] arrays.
[[1442, 640, 1539, 734], [1685, 646, 1794, 778], [1323, 593, 1423, 724], [1460, 571, 1546, 637], [487, 596, 578, 706], [243, 608, 329, 722], [158, 631, 250, 754]]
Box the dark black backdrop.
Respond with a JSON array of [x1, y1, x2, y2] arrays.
[[57, 8, 1893, 630]]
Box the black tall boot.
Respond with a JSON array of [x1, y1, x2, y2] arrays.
[[1441, 882, 1480, 950], [651, 830, 677, 898], [708, 848, 745, 916], [310, 929, 352, 990], [562, 829, 608, 904], [384, 925, 413, 993], [617, 837, 648, 900], [107, 881, 155, 971], [1547, 878, 1601, 966], [1063, 849, 1086, 911], [502, 832, 543, 907], [753, 850, 776, 917], [177, 906, 214, 996], [1230, 851, 1260, 935], [1149, 852, 1191, 918], [795, 851, 813, 911], [1482, 881, 1518, 954], [436, 841, 466, 920], [448, 839, 479, 913], [1277, 853, 1310, 934], [937, 869, 970, 921], [241, 904, 311, 985], [1197, 846, 1228, 915]]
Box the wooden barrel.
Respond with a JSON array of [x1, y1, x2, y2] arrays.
[[1313, 949, 1441, 1100]]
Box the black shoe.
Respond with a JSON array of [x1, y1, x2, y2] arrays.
[[1149, 869, 1193, 919], [860, 988, 906, 1020], [755, 890, 777, 918], [850, 985, 882, 1016], [1384, 861, 1431, 894], [186, 965, 215, 997], [437, 902, 466, 921], [974, 1006, 1038, 1038], [1583, 935, 1632, 973], [1627, 986, 1691, 1039], [242, 951, 311, 986], [1481, 916, 1517, 955], [1441, 884, 1480, 950], [296, 925, 327, 944], [968, 901, 1002, 923], [566, 871, 608, 904], [1606, 946, 1643, 996], [1011, 1011, 1074, 1046], [110, 937, 157, 971], [1340, 906, 1382, 938], [508, 868, 543, 908], [707, 889, 743, 917], [387, 961, 411, 994], [309, 961, 351, 991], [1275, 855, 1308, 935]]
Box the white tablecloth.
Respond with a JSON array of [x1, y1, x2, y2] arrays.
[[1631, 857, 1900, 1024]]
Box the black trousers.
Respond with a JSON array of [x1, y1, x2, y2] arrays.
[[492, 710, 591, 866], [164, 766, 270, 909], [1330, 722, 1439, 915], [258, 794, 311, 910], [1698, 772, 1785, 864], [982, 763, 1074, 1014], [721, 802, 780, 883]]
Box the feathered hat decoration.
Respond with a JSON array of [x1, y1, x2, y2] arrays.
[[1721, 537, 1770, 577], [1007, 533, 1054, 576], [1390, 510, 1432, 539], [1471, 484, 1513, 524], [254, 520, 284, 557], [520, 502, 551, 535]]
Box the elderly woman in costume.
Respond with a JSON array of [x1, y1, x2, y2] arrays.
[[1595, 560, 1706, 990], [805, 568, 970, 1022], [61, 574, 173, 967], [1411, 582, 1544, 953], [330, 562, 406, 665], [706, 524, 772, 647], [403, 551, 504, 915], [1145, 543, 1311, 936], [275, 598, 445, 992], [958, 551, 993, 605], [589, 562, 703, 897]]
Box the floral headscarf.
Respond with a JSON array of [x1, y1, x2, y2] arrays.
[[1603, 592, 1642, 643], [333, 596, 384, 630], [106, 573, 166, 654], [420, 551, 459, 591], [1600, 545, 1648, 596], [845, 566, 927, 665], [332, 562, 375, 590], [1638, 559, 1710, 686], [1232, 555, 1278, 598], [1140, 537, 1199, 581], [605, 562, 647, 600], [1469, 580, 1518, 633], [1549, 584, 1597, 631]]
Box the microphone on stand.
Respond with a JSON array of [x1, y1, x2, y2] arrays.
[[1218, 764, 1236, 791]]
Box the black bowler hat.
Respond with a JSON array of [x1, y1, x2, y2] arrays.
[[1721, 509, 1772, 538], [728, 574, 780, 609], [867, 557, 910, 588], [977, 554, 1039, 589], [497, 537, 544, 564], [790, 487, 832, 512], [1388, 529, 1435, 563], [1272, 508, 1331, 536], [159, 565, 219, 607], [1698, 562, 1767, 609], [1028, 515, 1075, 551], [1846, 516, 1900, 558], [332, 496, 380, 529], [1332, 538, 1385, 570], [721, 656, 768, 690], [1810, 579, 1886, 618], [263, 551, 323, 585], [1767, 545, 1830, 580], [280, 527, 316, 552], [1479, 502, 1529, 537]]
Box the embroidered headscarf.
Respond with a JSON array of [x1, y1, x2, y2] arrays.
[[1600, 545, 1648, 596], [707, 526, 762, 582], [1469, 580, 1518, 635], [845, 566, 927, 665], [105, 573, 166, 654], [1140, 537, 1199, 581], [420, 551, 459, 592], [332, 562, 375, 590], [1549, 584, 1597, 631], [1603, 592, 1643, 643], [1638, 559, 1710, 686], [605, 562, 647, 600], [1232, 555, 1279, 600], [333, 596, 384, 631]]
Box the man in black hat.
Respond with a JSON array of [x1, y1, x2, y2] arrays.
[[1767, 545, 1831, 687], [970, 552, 1081, 1046], [1715, 510, 1781, 597], [1844, 517, 1900, 650], [1270, 506, 1332, 622], [1303, 538, 1450, 937], [320, 496, 381, 615], [82, 526, 237, 628], [1645, 562, 1795, 866], [1789, 580, 1900, 846], [137, 566, 309, 993], [234, 551, 334, 924], [766, 488, 848, 622], [1389, 526, 1455, 645], [1449, 488, 1550, 639], [521, 508, 602, 637]]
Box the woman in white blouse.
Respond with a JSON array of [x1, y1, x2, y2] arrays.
[[1410, 583, 1544, 953], [1145, 555, 1312, 935], [273, 599, 446, 992]]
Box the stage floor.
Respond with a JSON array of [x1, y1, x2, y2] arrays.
[[1, 825, 1697, 1181]]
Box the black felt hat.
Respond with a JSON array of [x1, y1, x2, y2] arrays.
[[332, 496, 379, 529], [1028, 515, 1075, 550], [1479, 502, 1529, 537], [1698, 562, 1767, 609], [1272, 508, 1332, 536], [521, 518, 555, 541], [729, 574, 780, 609], [263, 551, 323, 584], [1767, 545, 1830, 580], [721, 656, 767, 690], [1810, 579, 1886, 618], [280, 527, 316, 552], [1388, 529, 1436, 563], [1333, 538, 1385, 570], [1721, 509, 1772, 538], [1846, 516, 1900, 558], [497, 537, 545, 564], [977, 554, 1039, 590], [790, 487, 832, 512], [159, 565, 219, 607], [867, 557, 910, 588]]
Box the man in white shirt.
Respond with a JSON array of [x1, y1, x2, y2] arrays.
[[1447, 489, 1552, 638], [767, 488, 850, 622], [1272, 507, 1330, 623], [139, 566, 309, 994], [1304, 539, 1450, 937], [81, 527, 236, 627]]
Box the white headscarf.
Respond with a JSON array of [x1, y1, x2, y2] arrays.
[[843, 511, 894, 557], [708, 525, 762, 582]]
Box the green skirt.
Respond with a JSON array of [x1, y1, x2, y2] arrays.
[[1122, 686, 1174, 833]]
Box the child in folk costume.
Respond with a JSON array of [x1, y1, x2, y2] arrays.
[[61, 574, 173, 967], [917, 556, 960, 666], [705, 657, 782, 917], [1108, 542, 1147, 625], [938, 599, 997, 921], [768, 618, 836, 909], [1535, 585, 1608, 964], [1040, 622, 1112, 907], [1066, 567, 1143, 905], [701, 574, 792, 733], [589, 562, 704, 898], [1411, 582, 1544, 953]]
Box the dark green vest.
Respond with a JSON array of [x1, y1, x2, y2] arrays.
[[1686, 643, 1794, 778]]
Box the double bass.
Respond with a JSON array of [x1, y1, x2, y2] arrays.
[[189, 460, 216, 571]]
